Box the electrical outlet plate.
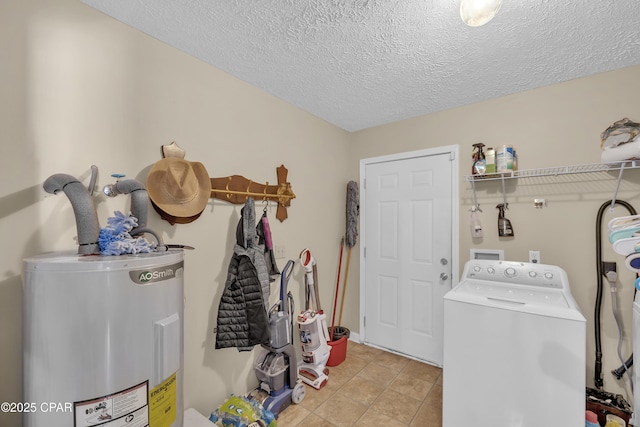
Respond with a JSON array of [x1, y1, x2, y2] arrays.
[[529, 250, 541, 264], [274, 245, 286, 259], [534, 199, 546, 208]]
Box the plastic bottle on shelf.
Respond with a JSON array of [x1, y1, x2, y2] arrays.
[[485, 148, 496, 174], [586, 410, 600, 427], [496, 145, 513, 173]]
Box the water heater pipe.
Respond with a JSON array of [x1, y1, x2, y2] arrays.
[[43, 173, 100, 255], [112, 179, 149, 233]]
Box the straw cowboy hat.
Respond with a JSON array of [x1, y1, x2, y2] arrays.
[[146, 157, 211, 225]]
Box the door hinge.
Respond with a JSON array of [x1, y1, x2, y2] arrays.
[[450, 151, 455, 161], [364, 247, 366, 258], [364, 316, 366, 327]]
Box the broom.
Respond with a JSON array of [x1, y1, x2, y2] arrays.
[[336, 181, 359, 333], [329, 237, 344, 342]]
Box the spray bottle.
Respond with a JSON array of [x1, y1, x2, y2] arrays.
[[472, 143, 486, 175], [496, 203, 514, 237], [470, 206, 483, 238]]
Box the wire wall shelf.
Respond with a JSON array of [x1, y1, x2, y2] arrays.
[[466, 160, 640, 210], [465, 160, 640, 182]]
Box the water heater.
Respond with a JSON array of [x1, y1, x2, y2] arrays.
[[23, 250, 184, 427]]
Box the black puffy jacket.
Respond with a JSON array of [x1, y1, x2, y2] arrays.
[[215, 199, 270, 351]]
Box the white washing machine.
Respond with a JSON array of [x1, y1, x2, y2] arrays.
[[443, 260, 586, 426]]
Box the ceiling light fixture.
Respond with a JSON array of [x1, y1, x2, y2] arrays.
[[460, 0, 502, 27]]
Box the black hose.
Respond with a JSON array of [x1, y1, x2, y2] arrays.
[[612, 354, 634, 379], [595, 199, 636, 389]]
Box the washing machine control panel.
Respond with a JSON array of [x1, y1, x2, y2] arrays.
[[464, 260, 565, 289]]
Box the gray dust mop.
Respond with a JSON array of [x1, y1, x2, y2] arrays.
[[346, 181, 359, 249], [337, 181, 359, 330]]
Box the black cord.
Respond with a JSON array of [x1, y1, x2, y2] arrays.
[[612, 354, 634, 379], [595, 200, 636, 389]]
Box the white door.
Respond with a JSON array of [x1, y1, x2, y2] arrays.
[[361, 148, 457, 366]]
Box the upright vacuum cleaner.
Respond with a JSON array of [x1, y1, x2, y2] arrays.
[[297, 248, 331, 389], [250, 260, 305, 418]]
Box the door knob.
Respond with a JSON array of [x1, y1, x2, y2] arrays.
[[440, 272, 448, 281]]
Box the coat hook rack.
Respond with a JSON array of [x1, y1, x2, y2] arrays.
[[210, 165, 296, 222], [157, 142, 296, 222]]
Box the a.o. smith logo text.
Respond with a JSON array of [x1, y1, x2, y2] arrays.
[[129, 261, 184, 285]]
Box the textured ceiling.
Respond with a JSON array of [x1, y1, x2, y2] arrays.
[[80, 0, 640, 131]]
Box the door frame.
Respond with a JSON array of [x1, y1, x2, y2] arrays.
[[358, 145, 460, 348]]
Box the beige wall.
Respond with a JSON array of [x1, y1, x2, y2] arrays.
[[350, 64, 640, 401], [1, 0, 350, 424], [3, 0, 640, 425]]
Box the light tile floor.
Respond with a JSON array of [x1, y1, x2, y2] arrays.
[[277, 341, 443, 426]]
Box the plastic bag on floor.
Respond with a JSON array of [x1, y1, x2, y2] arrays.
[[209, 395, 276, 427]]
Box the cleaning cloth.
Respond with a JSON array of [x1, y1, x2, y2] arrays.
[[98, 211, 157, 255]]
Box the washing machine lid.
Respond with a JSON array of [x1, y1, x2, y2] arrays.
[[445, 280, 585, 320], [446, 259, 585, 321]]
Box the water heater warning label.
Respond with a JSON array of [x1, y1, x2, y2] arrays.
[[73, 381, 149, 427], [149, 373, 177, 427]]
